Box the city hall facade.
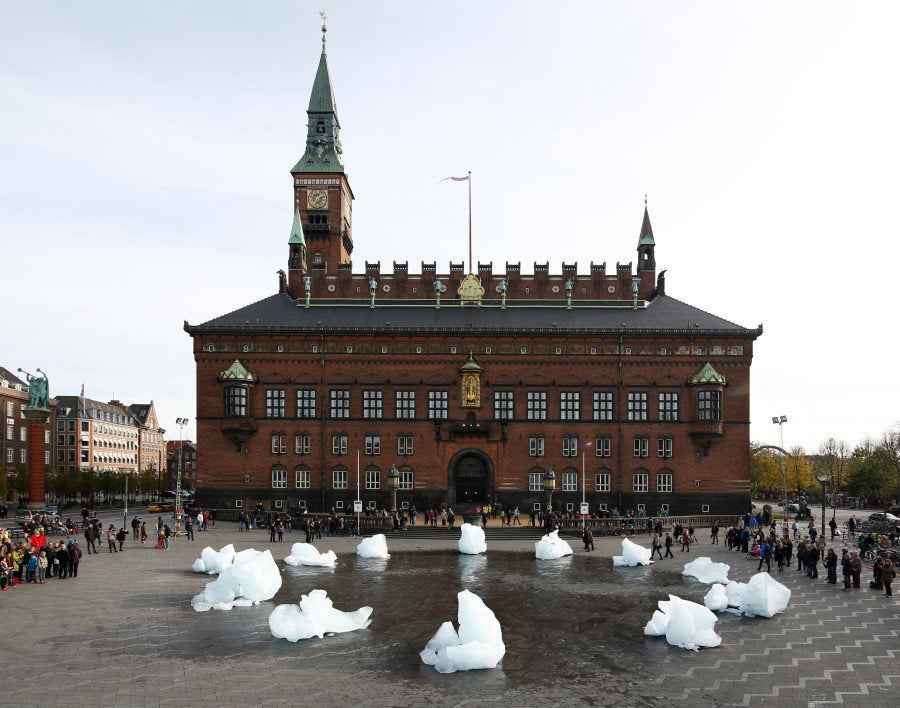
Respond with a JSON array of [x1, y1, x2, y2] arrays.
[[186, 36, 762, 516]]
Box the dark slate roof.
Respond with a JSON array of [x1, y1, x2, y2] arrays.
[[0, 366, 27, 388], [56, 396, 139, 423], [186, 293, 761, 337], [128, 403, 152, 425]]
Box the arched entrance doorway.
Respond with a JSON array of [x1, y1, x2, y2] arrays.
[[448, 449, 494, 505]]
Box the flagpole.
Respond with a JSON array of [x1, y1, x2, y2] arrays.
[[468, 170, 472, 274]]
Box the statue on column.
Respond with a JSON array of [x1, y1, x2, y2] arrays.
[[18, 368, 49, 409]]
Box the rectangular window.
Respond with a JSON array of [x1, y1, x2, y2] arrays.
[[627, 392, 648, 421], [365, 434, 381, 455], [5, 402, 12, 416], [330, 389, 350, 419], [68, 449, 75, 462], [657, 437, 673, 458], [365, 469, 380, 490], [296, 389, 316, 419], [595, 472, 611, 492], [529, 436, 545, 457], [363, 390, 383, 419], [698, 390, 722, 422], [270, 434, 286, 455], [493, 391, 514, 420], [6, 449, 12, 464], [562, 471, 578, 492], [271, 467, 287, 489], [593, 391, 614, 421], [294, 433, 310, 455], [20, 450, 26, 464], [527, 391, 547, 421], [658, 392, 679, 421], [332, 434, 348, 455], [6, 425, 12, 440], [657, 472, 673, 493], [333, 469, 348, 489], [633, 437, 649, 458], [224, 386, 248, 417], [265, 388, 286, 418], [20, 427, 26, 442], [428, 390, 448, 420], [397, 435, 414, 456], [562, 436, 578, 457], [633, 472, 649, 493], [560, 392, 581, 421], [44, 430, 50, 444], [395, 390, 415, 419], [594, 436, 612, 457], [529, 471, 543, 492], [57, 434, 65, 446], [68, 434, 75, 446], [81, 420, 89, 432], [295, 468, 310, 488], [57, 419, 65, 431], [57, 450, 64, 462], [399, 469, 413, 490]]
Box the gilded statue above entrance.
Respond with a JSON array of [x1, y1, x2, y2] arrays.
[[460, 354, 482, 408]]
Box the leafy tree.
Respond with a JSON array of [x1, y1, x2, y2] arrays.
[[749, 443, 782, 497], [785, 445, 813, 496], [817, 437, 849, 491]]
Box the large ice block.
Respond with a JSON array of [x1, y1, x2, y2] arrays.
[[534, 530, 574, 560], [612, 538, 653, 566], [191, 548, 282, 611], [284, 542, 337, 567], [643, 594, 722, 651], [458, 523, 487, 555], [421, 589, 505, 673], [357, 534, 390, 559], [192, 544, 236, 574], [269, 589, 373, 642], [703, 583, 729, 612], [682, 557, 731, 585], [737, 572, 791, 618]]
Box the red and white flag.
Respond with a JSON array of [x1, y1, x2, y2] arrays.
[[441, 175, 470, 182]]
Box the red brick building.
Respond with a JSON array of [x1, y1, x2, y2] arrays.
[[185, 37, 762, 516]]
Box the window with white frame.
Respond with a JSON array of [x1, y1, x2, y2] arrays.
[[594, 436, 612, 457], [295, 467, 310, 488], [399, 468, 413, 490], [593, 391, 614, 421], [595, 470, 611, 492], [5, 449, 12, 464], [493, 391, 514, 420], [365, 468, 380, 489], [271, 466, 287, 488], [428, 390, 448, 420], [657, 471, 673, 493], [294, 433, 310, 455], [527, 391, 547, 420], [270, 433, 286, 455], [633, 437, 649, 458], [633, 472, 649, 492], [562, 471, 578, 492], [265, 388, 286, 418], [529, 471, 543, 492], [20, 427, 26, 441], [560, 391, 581, 420], [697, 390, 722, 421], [562, 436, 578, 457], [395, 390, 415, 419], [657, 437, 673, 458], [223, 386, 247, 417], [627, 392, 648, 421], [332, 433, 348, 455], [365, 434, 381, 455], [397, 434, 414, 456], [20, 450, 26, 464], [363, 390, 383, 419], [333, 468, 348, 489], [296, 389, 316, 418], [330, 389, 350, 419], [658, 392, 679, 421], [529, 436, 545, 457]]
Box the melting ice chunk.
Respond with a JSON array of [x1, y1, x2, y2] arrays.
[[643, 594, 722, 651], [682, 557, 731, 585], [458, 523, 487, 555], [421, 589, 505, 673], [284, 542, 337, 567], [534, 530, 574, 560], [191, 544, 236, 574], [191, 549, 282, 611], [269, 589, 373, 642], [356, 534, 390, 559], [612, 538, 653, 566]]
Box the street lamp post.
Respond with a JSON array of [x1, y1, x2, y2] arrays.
[[122, 469, 129, 530], [815, 469, 830, 539], [543, 467, 556, 515], [175, 417, 188, 531], [581, 441, 592, 528], [387, 464, 400, 513], [772, 415, 788, 506]]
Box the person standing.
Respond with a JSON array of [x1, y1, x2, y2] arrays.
[[140, 521, 148, 544], [107, 526, 118, 553], [56, 543, 70, 579], [847, 515, 856, 537], [664, 533, 674, 558], [828, 517, 837, 541], [651, 533, 663, 559], [582, 527, 594, 552], [807, 543, 820, 579], [68, 541, 82, 578], [83, 522, 97, 555], [850, 551, 863, 588], [184, 516, 195, 542], [116, 526, 127, 552], [880, 558, 895, 598], [681, 529, 691, 552], [824, 548, 838, 584], [131, 515, 140, 540], [447, 508, 455, 529], [710, 523, 719, 544], [37, 549, 48, 584]]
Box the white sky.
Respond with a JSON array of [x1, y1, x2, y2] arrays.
[[2, 1, 898, 453]]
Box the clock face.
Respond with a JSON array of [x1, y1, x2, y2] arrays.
[[307, 189, 328, 210]]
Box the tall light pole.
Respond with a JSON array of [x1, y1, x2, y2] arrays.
[[772, 415, 788, 505], [122, 469, 129, 530], [581, 441, 592, 528], [175, 417, 188, 531], [815, 470, 830, 539], [543, 467, 556, 515]]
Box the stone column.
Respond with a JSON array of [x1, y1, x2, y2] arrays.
[[23, 407, 50, 509]]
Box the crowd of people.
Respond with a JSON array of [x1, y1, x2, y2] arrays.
[[0, 526, 84, 590]]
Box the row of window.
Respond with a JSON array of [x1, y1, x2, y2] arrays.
[[270, 433, 415, 456], [268, 466, 677, 493], [529, 435, 673, 458], [229, 388, 723, 423], [208, 343, 745, 357]]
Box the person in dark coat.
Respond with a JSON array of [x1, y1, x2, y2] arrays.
[[83, 523, 97, 554], [582, 527, 594, 552], [664, 533, 674, 558], [824, 548, 838, 584], [116, 526, 127, 551], [68, 541, 82, 578], [841, 549, 853, 591], [55, 543, 70, 579], [806, 544, 820, 579], [880, 559, 895, 598]]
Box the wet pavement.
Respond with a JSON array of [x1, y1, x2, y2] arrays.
[[0, 525, 898, 706]]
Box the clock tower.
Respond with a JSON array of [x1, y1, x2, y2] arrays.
[[288, 24, 354, 295]]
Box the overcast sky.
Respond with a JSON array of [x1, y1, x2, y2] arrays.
[[2, 1, 898, 453]]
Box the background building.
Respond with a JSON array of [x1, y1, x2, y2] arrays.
[[186, 38, 762, 515], [166, 440, 197, 492]]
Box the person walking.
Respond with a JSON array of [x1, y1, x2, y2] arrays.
[[828, 517, 837, 541], [140, 521, 148, 544], [681, 529, 691, 552], [83, 522, 97, 555], [116, 526, 127, 552], [757, 541, 771, 572], [664, 533, 674, 558], [582, 527, 594, 551], [880, 558, 895, 598], [773, 540, 785, 572], [131, 515, 141, 540], [184, 516, 195, 542], [807, 544, 820, 579], [710, 523, 719, 544], [651, 533, 663, 559]]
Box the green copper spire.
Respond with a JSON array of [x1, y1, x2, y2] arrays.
[[638, 198, 655, 247], [292, 24, 344, 174], [289, 208, 306, 246]]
